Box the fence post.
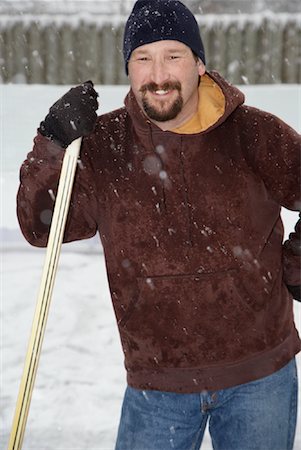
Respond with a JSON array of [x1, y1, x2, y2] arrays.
[[28, 21, 45, 83]]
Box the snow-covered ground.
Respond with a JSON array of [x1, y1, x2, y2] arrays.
[[1, 83, 300, 449]]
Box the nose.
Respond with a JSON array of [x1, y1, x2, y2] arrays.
[[149, 59, 170, 86]]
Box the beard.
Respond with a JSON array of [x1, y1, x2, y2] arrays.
[[140, 81, 183, 122]]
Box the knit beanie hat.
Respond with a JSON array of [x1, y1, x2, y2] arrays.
[[123, 0, 206, 74]]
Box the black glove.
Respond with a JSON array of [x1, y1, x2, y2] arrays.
[[39, 80, 99, 148], [283, 213, 301, 302], [287, 284, 301, 301]]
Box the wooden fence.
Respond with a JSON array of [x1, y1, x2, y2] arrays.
[[0, 12, 300, 84]]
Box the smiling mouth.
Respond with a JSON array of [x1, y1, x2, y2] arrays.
[[140, 82, 181, 98], [149, 89, 178, 100], [154, 89, 171, 95]]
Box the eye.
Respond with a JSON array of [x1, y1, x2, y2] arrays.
[[137, 56, 150, 61], [169, 55, 181, 60]]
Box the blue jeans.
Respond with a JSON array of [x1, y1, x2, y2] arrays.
[[115, 359, 298, 450]]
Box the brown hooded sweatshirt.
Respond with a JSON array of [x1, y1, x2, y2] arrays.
[[17, 71, 301, 393]]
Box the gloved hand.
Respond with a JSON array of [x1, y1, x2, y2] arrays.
[[287, 284, 301, 301], [283, 213, 301, 302], [38, 80, 99, 148]]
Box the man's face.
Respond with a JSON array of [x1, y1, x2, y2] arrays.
[[128, 40, 205, 130]]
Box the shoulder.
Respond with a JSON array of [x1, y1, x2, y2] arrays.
[[96, 106, 129, 130], [83, 107, 130, 151], [231, 105, 299, 144], [233, 104, 296, 130], [90, 106, 131, 144], [81, 105, 133, 164]]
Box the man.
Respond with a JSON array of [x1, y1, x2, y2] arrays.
[[17, 0, 301, 449]]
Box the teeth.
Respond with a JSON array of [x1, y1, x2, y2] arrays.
[[155, 90, 168, 95]]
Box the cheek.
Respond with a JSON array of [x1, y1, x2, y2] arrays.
[[176, 61, 199, 86], [129, 73, 138, 90], [181, 73, 199, 98], [129, 77, 142, 98], [129, 73, 146, 107], [129, 65, 147, 88]]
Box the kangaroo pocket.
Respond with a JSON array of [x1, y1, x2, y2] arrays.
[[119, 270, 268, 370]]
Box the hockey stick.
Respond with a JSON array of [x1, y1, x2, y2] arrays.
[[7, 137, 82, 450]]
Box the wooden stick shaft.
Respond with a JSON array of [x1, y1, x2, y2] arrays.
[[8, 137, 82, 450]]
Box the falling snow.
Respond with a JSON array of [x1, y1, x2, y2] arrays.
[[1, 84, 300, 450]]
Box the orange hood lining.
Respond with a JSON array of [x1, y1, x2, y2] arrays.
[[172, 73, 226, 134]]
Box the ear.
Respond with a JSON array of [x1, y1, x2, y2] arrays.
[[198, 61, 206, 76]]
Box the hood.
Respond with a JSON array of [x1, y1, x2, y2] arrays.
[[124, 71, 245, 137]]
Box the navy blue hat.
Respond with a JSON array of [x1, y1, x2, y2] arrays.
[[123, 0, 206, 74]]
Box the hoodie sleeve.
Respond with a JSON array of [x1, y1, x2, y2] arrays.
[[241, 106, 301, 212], [17, 133, 98, 247]]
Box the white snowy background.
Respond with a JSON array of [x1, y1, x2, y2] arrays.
[[1, 83, 300, 449]]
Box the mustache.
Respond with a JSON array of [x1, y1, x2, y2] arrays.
[[140, 81, 181, 94]]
